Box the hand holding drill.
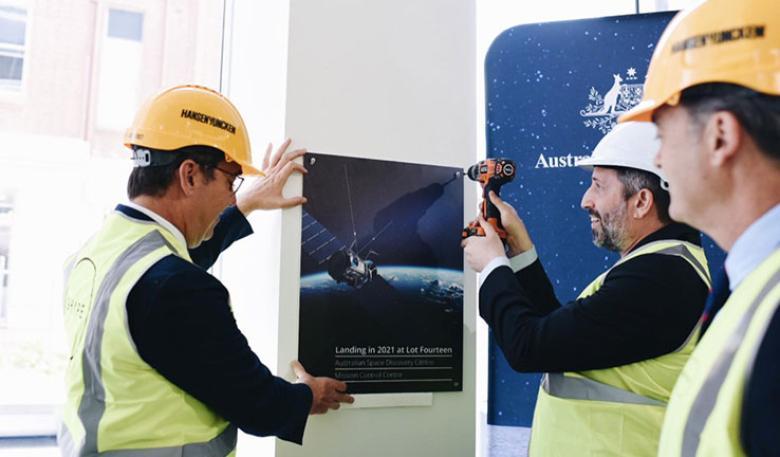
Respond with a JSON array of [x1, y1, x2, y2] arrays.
[[462, 158, 516, 240], [461, 158, 536, 273]]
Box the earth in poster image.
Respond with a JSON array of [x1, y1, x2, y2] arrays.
[[298, 266, 463, 384], [300, 266, 463, 308]]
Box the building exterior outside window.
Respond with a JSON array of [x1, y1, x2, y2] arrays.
[[0, 0, 224, 442], [0, 3, 27, 91], [95, 8, 144, 131]]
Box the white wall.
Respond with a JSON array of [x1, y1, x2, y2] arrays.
[[218, 0, 291, 455], [279, 1, 476, 456], [225, 0, 476, 455]]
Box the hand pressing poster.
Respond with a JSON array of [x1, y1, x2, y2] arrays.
[[298, 152, 464, 393]]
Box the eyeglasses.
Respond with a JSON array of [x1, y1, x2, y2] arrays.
[[213, 166, 244, 193]]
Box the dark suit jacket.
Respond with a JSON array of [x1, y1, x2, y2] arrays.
[[480, 223, 708, 373]]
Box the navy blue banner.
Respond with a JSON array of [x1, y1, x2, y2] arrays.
[[484, 12, 726, 427]]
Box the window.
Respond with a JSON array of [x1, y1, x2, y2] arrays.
[[95, 8, 145, 131], [639, 0, 703, 12], [107, 8, 143, 41], [0, 0, 225, 446], [0, 4, 27, 90]]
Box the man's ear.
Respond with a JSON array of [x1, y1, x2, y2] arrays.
[[632, 188, 654, 219], [178, 159, 199, 196], [703, 111, 742, 168]]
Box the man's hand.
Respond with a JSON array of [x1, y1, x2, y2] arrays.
[[236, 139, 308, 215], [461, 217, 506, 273], [489, 191, 533, 257], [291, 360, 354, 414]]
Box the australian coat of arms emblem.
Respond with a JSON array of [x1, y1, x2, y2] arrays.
[[580, 68, 644, 134]]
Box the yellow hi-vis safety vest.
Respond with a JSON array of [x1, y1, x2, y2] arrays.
[[59, 210, 236, 457], [529, 239, 711, 457], [658, 247, 780, 457]]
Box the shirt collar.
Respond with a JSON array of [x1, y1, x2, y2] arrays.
[[725, 203, 780, 291], [122, 201, 188, 249]]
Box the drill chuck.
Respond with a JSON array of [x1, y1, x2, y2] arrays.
[[465, 159, 516, 183], [466, 163, 482, 181]]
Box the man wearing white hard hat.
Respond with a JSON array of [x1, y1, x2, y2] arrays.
[[462, 122, 711, 456]]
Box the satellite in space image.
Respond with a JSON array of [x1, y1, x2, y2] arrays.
[[298, 152, 464, 393]]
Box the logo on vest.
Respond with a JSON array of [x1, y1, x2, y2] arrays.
[[579, 67, 644, 134]]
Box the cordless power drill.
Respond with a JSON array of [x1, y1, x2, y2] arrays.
[[462, 158, 516, 240]]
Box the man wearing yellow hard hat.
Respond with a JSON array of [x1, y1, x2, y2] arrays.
[[621, 0, 780, 455], [59, 85, 353, 456]]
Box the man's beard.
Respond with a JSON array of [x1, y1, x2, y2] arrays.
[[589, 204, 628, 252]]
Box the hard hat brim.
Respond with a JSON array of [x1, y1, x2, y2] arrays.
[[619, 99, 658, 123], [576, 156, 667, 183], [125, 127, 265, 177], [238, 161, 265, 177], [576, 157, 642, 170], [575, 156, 634, 171]]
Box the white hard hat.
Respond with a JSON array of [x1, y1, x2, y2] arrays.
[[576, 122, 668, 190]]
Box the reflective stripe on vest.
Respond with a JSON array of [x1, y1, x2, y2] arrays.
[[78, 231, 170, 455], [651, 243, 710, 353], [681, 266, 780, 457], [611, 240, 710, 286], [529, 238, 710, 457], [579, 240, 711, 301], [653, 243, 711, 286], [58, 216, 238, 457], [544, 240, 709, 407], [59, 420, 237, 457], [542, 372, 665, 406]]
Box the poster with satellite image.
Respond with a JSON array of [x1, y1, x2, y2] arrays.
[[298, 152, 464, 393]]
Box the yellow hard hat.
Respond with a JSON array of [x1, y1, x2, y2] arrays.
[[621, 0, 780, 123], [124, 85, 263, 175]]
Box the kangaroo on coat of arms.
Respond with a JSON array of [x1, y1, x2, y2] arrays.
[[580, 68, 644, 133]]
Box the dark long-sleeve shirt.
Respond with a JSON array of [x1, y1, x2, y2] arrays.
[[480, 223, 709, 373], [119, 204, 312, 444]]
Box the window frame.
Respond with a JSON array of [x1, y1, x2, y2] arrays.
[[0, 0, 30, 94], [0, 197, 12, 328], [92, 1, 147, 132], [0, 0, 227, 444]]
